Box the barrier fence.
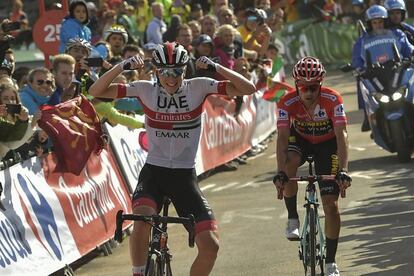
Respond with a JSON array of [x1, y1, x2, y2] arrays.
[[281, 19, 359, 65], [0, 84, 278, 275]]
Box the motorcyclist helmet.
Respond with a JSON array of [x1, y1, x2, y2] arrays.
[[292, 56, 326, 83], [365, 5, 388, 21], [104, 24, 128, 43], [384, 0, 406, 21], [152, 42, 189, 68]]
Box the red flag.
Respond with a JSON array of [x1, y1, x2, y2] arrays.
[[38, 95, 105, 175], [263, 81, 295, 102]]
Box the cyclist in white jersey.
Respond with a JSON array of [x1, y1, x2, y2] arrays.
[[89, 42, 256, 276]]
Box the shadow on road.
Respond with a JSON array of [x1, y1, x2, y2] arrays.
[[342, 156, 414, 275]]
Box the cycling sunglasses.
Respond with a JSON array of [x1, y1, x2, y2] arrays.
[[36, 79, 54, 86], [158, 67, 185, 78], [296, 82, 320, 93]]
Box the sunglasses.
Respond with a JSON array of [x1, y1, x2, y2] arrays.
[[297, 83, 320, 92], [36, 79, 54, 86], [158, 68, 185, 78], [247, 16, 258, 21]]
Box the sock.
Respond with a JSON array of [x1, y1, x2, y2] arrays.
[[284, 195, 299, 219], [325, 237, 338, 264], [132, 265, 146, 276]]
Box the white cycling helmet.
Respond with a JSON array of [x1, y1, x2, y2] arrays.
[[104, 24, 128, 43], [152, 42, 189, 68]]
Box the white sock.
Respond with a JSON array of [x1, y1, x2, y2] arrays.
[[132, 265, 146, 276]]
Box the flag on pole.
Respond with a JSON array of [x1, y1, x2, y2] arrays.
[[38, 95, 105, 175], [263, 80, 295, 102]]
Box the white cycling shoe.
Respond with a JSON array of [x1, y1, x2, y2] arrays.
[[326, 262, 340, 276], [285, 218, 300, 241]]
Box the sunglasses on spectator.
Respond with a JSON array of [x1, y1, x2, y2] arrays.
[[158, 68, 185, 78], [36, 79, 54, 86], [247, 16, 258, 21]]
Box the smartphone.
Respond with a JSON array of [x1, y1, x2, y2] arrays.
[[6, 103, 22, 115], [2, 22, 21, 32], [85, 57, 104, 67]]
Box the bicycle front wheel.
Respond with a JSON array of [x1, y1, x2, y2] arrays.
[[308, 207, 317, 276], [146, 257, 160, 276]]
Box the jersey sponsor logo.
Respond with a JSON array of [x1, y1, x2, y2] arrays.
[[155, 113, 193, 121], [285, 96, 299, 106], [157, 95, 189, 109], [155, 130, 190, 138], [314, 107, 327, 120], [363, 38, 396, 49], [334, 104, 345, 117], [321, 93, 337, 102], [278, 109, 288, 120]]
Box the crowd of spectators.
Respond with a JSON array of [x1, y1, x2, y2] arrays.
[[3, 0, 413, 171]]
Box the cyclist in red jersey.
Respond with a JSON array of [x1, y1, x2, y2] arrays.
[[273, 57, 351, 276], [89, 42, 256, 276]]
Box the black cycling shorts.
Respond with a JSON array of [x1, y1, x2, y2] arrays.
[[132, 163, 217, 235], [288, 128, 340, 196]]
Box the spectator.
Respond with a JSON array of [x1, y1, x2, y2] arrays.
[[193, 34, 217, 79], [94, 41, 113, 60], [214, 24, 239, 75], [104, 24, 128, 57], [162, 15, 182, 42], [49, 54, 76, 105], [0, 82, 37, 160], [61, 79, 81, 102], [8, 0, 32, 50], [176, 24, 196, 78], [218, 6, 237, 26], [12, 66, 30, 89], [169, 0, 191, 22], [188, 20, 201, 40], [59, 0, 92, 53], [0, 59, 13, 79], [134, 0, 151, 38], [200, 15, 218, 39], [189, 3, 204, 21], [146, 2, 167, 44], [211, 0, 229, 17], [238, 8, 272, 57], [122, 44, 141, 59], [20, 68, 55, 115], [255, 0, 271, 10], [4, 49, 15, 76], [86, 1, 100, 43]]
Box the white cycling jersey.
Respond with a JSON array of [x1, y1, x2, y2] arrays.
[[117, 77, 227, 168]]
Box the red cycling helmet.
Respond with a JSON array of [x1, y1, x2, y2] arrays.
[[292, 56, 326, 83]]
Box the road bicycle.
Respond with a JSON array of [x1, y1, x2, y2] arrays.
[[114, 198, 195, 276], [289, 156, 344, 276]]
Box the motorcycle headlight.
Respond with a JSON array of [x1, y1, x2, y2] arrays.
[[374, 92, 390, 103], [391, 87, 407, 101]]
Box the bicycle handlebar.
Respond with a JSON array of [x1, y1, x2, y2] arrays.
[[280, 175, 347, 198], [114, 210, 196, 247]]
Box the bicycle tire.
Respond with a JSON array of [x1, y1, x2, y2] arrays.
[[309, 207, 317, 276], [146, 257, 160, 276]]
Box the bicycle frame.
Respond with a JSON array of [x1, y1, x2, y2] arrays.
[[114, 198, 195, 276], [290, 156, 335, 276]]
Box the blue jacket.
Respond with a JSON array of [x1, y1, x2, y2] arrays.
[[351, 28, 414, 70], [59, 17, 91, 53], [20, 85, 51, 115], [390, 22, 414, 45]]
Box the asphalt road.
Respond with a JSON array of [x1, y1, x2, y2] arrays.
[[72, 70, 414, 276]]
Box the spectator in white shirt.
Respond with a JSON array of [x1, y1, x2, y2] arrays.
[[145, 2, 167, 44]]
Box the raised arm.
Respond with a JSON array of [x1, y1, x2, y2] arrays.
[[196, 56, 256, 96], [89, 56, 144, 99]]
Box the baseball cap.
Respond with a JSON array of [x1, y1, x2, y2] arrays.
[[195, 34, 213, 46]]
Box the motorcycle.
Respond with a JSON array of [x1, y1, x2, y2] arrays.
[[342, 45, 414, 162]]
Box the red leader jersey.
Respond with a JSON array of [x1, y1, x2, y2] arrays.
[[276, 87, 348, 144]]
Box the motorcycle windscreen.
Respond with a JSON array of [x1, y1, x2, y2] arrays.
[[362, 31, 402, 66]]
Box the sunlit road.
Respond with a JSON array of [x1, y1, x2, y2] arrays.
[[73, 70, 414, 276]]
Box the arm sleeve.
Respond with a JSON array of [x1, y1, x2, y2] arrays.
[[116, 80, 152, 99], [192, 78, 228, 97], [351, 37, 364, 70]]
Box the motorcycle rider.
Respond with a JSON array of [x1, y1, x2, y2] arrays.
[[351, 5, 414, 131], [384, 0, 414, 45]]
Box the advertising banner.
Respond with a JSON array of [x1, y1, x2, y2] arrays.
[[0, 148, 132, 275]]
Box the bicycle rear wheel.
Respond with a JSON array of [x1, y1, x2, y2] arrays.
[[308, 207, 317, 276]]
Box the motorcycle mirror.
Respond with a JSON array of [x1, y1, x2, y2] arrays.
[[339, 63, 353, 73]]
